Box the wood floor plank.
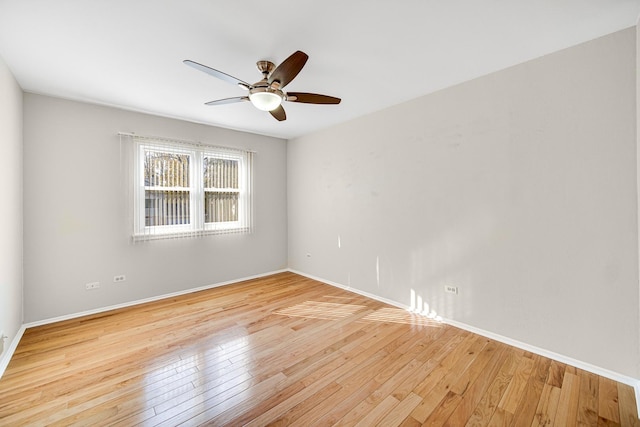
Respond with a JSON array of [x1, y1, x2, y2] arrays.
[[154, 372, 288, 426], [450, 340, 501, 395], [291, 328, 433, 426], [251, 380, 343, 426], [376, 392, 423, 426], [351, 395, 400, 427], [531, 383, 561, 427], [443, 345, 508, 427], [497, 355, 535, 414], [618, 383, 640, 427], [333, 339, 453, 427], [546, 359, 566, 388], [508, 354, 551, 427], [311, 378, 383, 426], [422, 390, 464, 426], [0, 272, 637, 426], [555, 371, 581, 426], [577, 369, 600, 426], [464, 348, 522, 427], [600, 377, 622, 424], [246, 327, 402, 425], [398, 415, 422, 427], [488, 407, 513, 426], [411, 335, 491, 422]]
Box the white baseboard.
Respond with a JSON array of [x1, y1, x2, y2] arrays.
[[444, 318, 640, 387], [636, 382, 640, 419], [0, 269, 287, 380], [0, 325, 26, 380], [289, 269, 640, 418], [24, 269, 288, 328], [288, 269, 413, 311]]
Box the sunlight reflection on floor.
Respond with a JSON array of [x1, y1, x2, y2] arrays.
[[274, 301, 443, 326], [274, 301, 367, 320], [361, 307, 442, 326]]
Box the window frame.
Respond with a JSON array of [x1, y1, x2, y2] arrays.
[[202, 150, 247, 232], [133, 139, 251, 240]]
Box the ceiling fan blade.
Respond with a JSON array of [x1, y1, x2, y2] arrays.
[[205, 96, 249, 106], [287, 92, 341, 104], [184, 60, 251, 89], [270, 105, 286, 121], [268, 51, 308, 89]]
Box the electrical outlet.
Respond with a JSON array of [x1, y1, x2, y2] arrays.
[[85, 282, 100, 290], [444, 285, 458, 295], [113, 275, 126, 283]]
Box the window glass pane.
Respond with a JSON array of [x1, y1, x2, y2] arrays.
[[145, 190, 191, 226], [205, 192, 238, 223], [203, 157, 238, 189], [145, 151, 190, 188]]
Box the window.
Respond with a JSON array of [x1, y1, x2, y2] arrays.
[[133, 138, 252, 240], [203, 155, 241, 224]]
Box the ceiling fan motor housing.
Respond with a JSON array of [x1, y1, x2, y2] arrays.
[[256, 60, 276, 76], [184, 50, 340, 120]]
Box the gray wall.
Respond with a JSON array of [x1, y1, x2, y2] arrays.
[[637, 21, 640, 377], [23, 94, 288, 322], [0, 55, 23, 357], [288, 28, 639, 378]]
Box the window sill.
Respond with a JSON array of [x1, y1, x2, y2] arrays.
[[132, 227, 251, 242]]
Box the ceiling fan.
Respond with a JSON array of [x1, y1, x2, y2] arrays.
[[184, 51, 341, 122]]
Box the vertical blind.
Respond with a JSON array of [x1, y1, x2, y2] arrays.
[[203, 157, 239, 224], [144, 150, 191, 227], [120, 133, 254, 241]]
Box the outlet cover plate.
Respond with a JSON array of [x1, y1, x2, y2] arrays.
[[444, 285, 458, 294], [85, 282, 100, 290]]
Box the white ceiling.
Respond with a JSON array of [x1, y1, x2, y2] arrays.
[[0, 0, 638, 140]]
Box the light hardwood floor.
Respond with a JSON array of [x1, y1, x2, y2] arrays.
[[0, 272, 638, 426]]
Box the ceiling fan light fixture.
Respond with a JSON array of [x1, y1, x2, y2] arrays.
[[249, 89, 282, 111]]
